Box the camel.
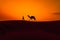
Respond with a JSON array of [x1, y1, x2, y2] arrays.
[[27, 15, 36, 20]]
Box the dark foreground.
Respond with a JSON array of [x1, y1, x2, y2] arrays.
[[0, 20, 60, 40]]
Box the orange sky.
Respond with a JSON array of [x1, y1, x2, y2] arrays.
[[0, 0, 60, 21]]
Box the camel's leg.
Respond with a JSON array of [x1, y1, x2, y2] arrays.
[[34, 18, 36, 20]]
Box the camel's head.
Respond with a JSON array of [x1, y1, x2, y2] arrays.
[[27, 15, 29, 16]]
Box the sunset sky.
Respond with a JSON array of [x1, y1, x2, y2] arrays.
[[0, 0, 60, 21]]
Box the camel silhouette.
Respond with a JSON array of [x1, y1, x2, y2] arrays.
[[27, 15, 36, 20]]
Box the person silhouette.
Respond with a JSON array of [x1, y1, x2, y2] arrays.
[[22, 16, 24, 20]]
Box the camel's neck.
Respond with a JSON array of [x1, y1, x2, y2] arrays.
[[28, 15, 31, 18]]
